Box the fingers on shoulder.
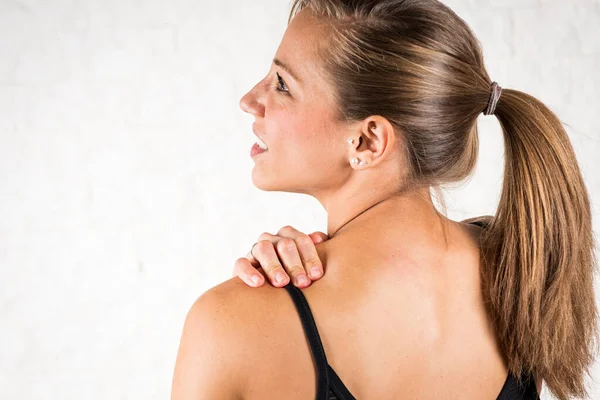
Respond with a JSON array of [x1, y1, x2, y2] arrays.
[[277, 225, 300, 236]]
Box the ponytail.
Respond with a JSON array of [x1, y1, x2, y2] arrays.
[[479, 88, 599, 399], [284, 1, 599, 397]]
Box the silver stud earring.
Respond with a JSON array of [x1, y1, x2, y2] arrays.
[[351, 158, 368, 166], [348, 139, 355, 145]]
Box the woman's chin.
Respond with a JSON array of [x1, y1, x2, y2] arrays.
[[251, 170, 277, 191]]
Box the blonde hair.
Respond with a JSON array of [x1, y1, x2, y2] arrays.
[[287, 1, 599, 398]]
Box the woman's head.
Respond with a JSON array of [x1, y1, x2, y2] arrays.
[[240, 1, 599, 399], [240, 0, 493, 199], [240, 9, 372, 196]]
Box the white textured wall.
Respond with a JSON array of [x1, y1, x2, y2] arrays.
[[0, 0, 598, 398]]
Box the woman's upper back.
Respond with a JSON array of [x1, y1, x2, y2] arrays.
[[209, 219, 538, 398], [282, 278, 538, 399]]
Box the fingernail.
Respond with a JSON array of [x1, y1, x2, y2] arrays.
[[297, 275, 309, 286], [251, 275, 261, 286], [275, 271, 287, 284], [310, 268, 322, 278]]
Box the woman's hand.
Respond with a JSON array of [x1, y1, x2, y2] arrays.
[[233, 226, 329, 288]]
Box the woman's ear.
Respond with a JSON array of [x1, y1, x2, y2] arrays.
[[355, 116, 397, 167]]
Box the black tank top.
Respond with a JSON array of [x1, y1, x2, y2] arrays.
[[283, 283, 540, 399]]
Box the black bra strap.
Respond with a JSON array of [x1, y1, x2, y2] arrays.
[[497, 371, 540, 400], [283, 283, 330, 398], [328, 365, 356, 399]]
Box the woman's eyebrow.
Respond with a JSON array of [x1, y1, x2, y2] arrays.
[[273, 58, 302, 84]]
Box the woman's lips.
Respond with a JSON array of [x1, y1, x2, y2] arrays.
[[250, 143, 268, 157]]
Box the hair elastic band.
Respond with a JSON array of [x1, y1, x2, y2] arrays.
[[484, 81, 502, 116]]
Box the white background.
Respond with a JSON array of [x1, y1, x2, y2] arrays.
[[1, 0, 598, 398]]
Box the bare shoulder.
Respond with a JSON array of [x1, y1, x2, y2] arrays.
[[172, 277, 297, 399], [186, 276, 292, 352], [198, 275, 279, 314]]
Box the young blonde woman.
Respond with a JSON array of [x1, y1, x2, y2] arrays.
[[171, 1, 598, 399]]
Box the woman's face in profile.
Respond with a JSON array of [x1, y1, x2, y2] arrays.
[[239, 9, 357, 196]]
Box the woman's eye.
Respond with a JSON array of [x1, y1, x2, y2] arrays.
[[274, 73, 289, 94]]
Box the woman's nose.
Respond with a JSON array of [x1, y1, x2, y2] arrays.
[[239, 84, 264, 117], [239, 92, 254, 114]]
